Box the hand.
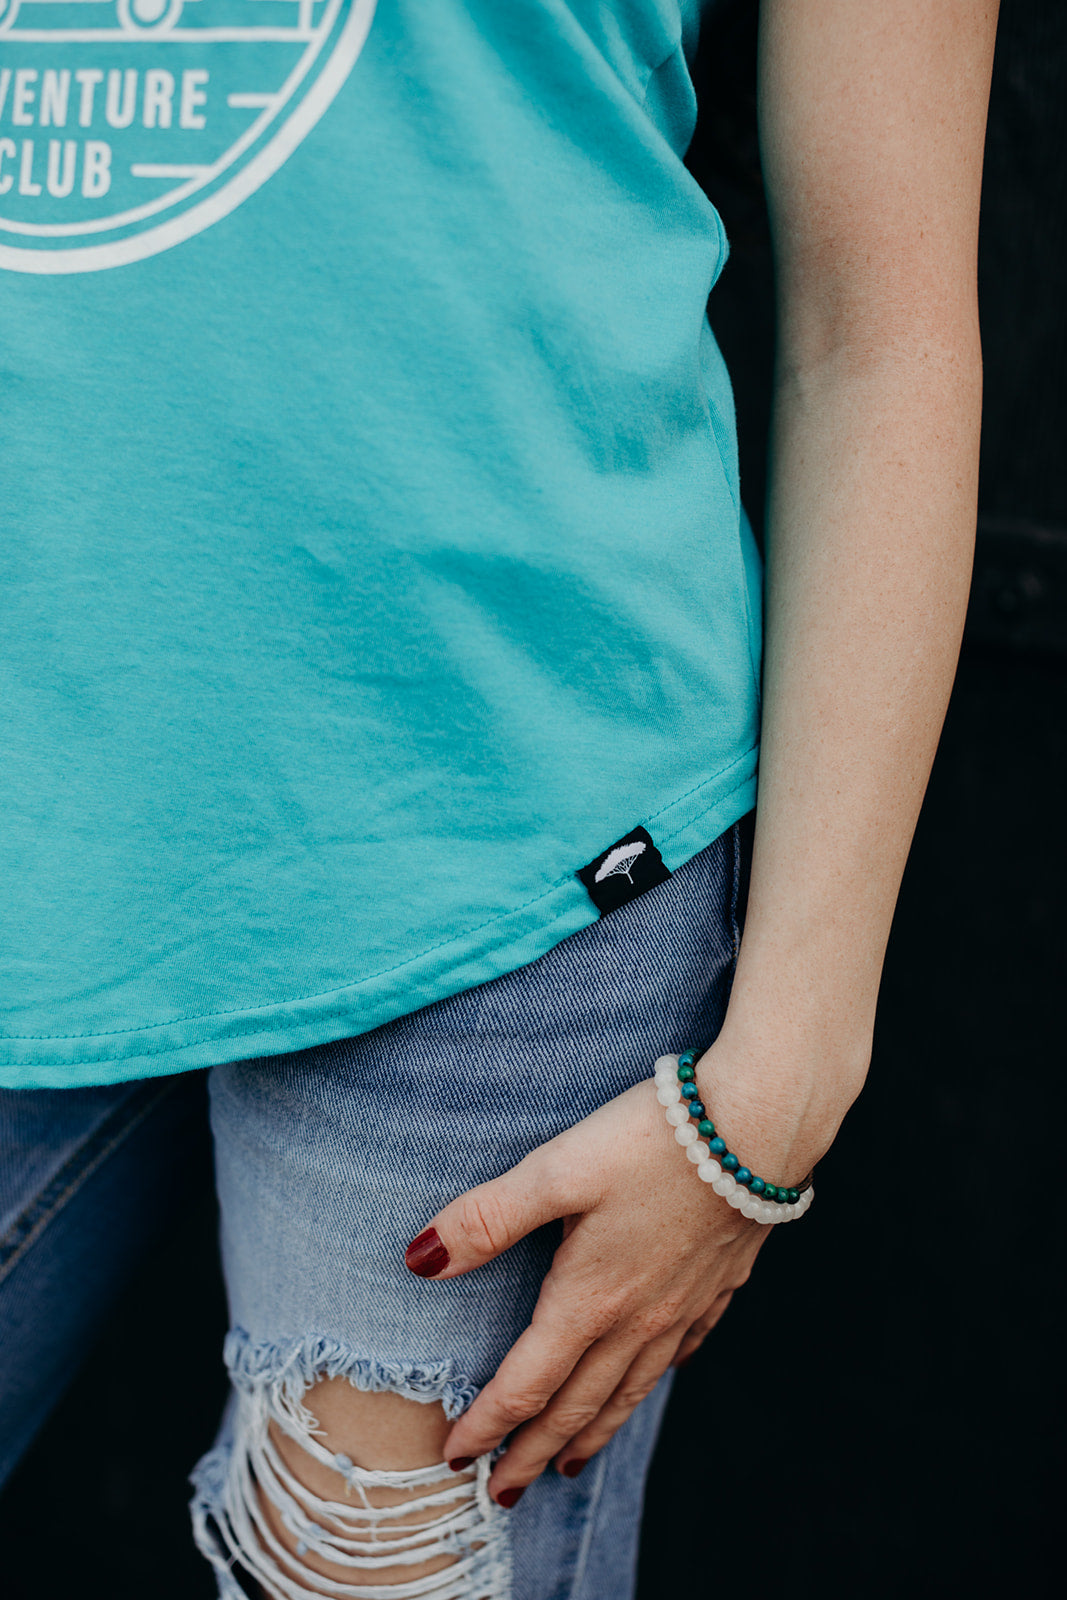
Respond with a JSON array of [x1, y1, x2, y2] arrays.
[[403, 1063, 781, 1505]]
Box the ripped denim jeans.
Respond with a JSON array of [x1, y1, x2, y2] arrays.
[[0, 822, 745, 1599]]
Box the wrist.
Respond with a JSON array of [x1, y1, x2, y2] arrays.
[[719, 974, 874, 1105], [654, 1054, 815, 1225], [692, 1023, 868, 1188]]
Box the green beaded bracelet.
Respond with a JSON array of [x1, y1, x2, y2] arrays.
[[676, 1048, 813, 1201], [655, 1050, 815, 1224]]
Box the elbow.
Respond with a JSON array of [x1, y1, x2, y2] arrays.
[[774, 257, 984, 392], [774, 304, 984, 405]]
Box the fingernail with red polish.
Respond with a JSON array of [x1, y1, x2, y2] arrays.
[[561, 1459, 588, 1478], [496, 1486, 525, 1509], [448, 1457, 474, 1472], [405, 1227, 450, 1278]]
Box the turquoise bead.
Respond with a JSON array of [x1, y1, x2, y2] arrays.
[[697, 1120, 715, 1139], [681, 1082, 698, 1100], [708, 1137, 726, 1155], [787, 1188, 800, 1205], [736, 1167, 752, 1186], [677, 1050, 697, 1068], [722, 1153, 739, 1172], [749, 1176, 765, 1194], [688, 1100, 705, 1120], [677, 1065, 696, 1083], [763, 1184, 778, 1201]]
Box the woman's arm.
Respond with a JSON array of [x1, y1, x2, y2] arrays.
[[690, 0, 1000, 1191], [415, 0, 1000, 1498]]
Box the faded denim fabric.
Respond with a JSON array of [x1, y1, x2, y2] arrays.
[[0, 821, 745, 1598]]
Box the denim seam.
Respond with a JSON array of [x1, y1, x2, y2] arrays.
[[567, 1447, 610, 1600], [730, 819, 743, 962], [0, 1079, 178, 1286], [0, 757, 759, 1058]]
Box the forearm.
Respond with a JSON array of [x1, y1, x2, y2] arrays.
[[709, 328, 982, 1175], [689, 0, 1000, 1186]]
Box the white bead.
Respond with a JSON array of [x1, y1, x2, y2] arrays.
[[656, 1083, 681, 1106], [653, 1055, 679, 1076], [726, 1187, 747, 1209], [741, 1198, 761, 1219], [697, 1159, 721, 1183], [757, 1202, 777, 1224], [778, 1203, 794, 1221], [674, 1122, 699, 1146], [712, 1174, 735, 1196], [686, 1140, 707, 1164], [665, 1103, 689, 1127]]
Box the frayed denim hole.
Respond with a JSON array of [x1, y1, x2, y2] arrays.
[[190, 1332, 512, 1600]]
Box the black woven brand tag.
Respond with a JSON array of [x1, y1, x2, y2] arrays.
[[576, 826, 671, 916]]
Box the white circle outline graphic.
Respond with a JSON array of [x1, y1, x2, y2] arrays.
[[0, 0, 378, 274], [4, 0, 348, 240]]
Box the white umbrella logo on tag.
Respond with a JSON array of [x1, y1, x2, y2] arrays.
[[0, 0, 377, 273]]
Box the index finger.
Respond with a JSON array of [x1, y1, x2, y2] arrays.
[[443, 1313, 592, 1466]]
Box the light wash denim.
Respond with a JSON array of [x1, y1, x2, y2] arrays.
[[0, 820, 746, 1599]]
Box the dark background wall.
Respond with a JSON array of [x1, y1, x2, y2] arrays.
[[641, 3, 1066, 1596], [2, 2, 1063, 1595]]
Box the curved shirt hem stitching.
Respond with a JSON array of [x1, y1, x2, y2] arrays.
[[0, 754, 758, 1056]]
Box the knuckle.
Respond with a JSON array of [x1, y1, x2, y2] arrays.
[[532, 1144, 571, 1206], [492, 1389, 545, 1430], [456, 1189, 511, 1258], [615, 1374, 659, 1411], [589, 1289, 632, 1334], [565, 1301, 617, 1343], [579, 1308, 616, 1342], [631, 1301, 680, 1342], [549, 1401, 600, 1438]]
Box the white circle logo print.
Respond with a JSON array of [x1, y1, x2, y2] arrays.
[[0, 0, 377, 272]]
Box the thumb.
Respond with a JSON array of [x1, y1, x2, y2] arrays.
[[404, 1146, 576, 1280]]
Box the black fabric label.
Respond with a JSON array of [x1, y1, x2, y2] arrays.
[[576, 826, 671, 916]]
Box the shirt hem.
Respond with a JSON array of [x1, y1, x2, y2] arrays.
[[0, 751, 758, 1089]]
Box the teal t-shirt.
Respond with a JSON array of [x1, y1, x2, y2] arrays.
[[0, 0, 761, 1089]]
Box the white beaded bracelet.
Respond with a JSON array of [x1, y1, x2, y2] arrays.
[[653, 1054, 814, 1225]]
